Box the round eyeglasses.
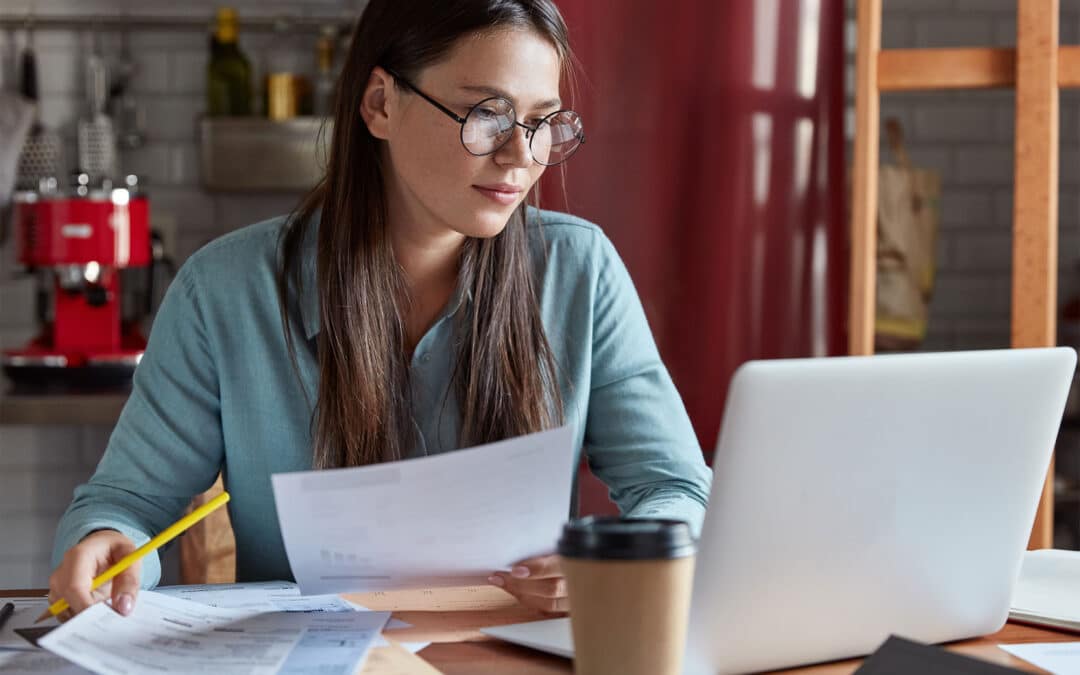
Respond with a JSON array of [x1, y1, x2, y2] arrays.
[[385, 68, 585, 167]]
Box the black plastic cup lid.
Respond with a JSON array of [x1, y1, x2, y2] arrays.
[[557, 516, 696, 560]]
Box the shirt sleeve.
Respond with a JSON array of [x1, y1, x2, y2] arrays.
[[51, 262, 226, 587], [583, 233, 713, 535]]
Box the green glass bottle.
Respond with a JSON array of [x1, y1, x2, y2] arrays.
[[207, 7, 252, 116]]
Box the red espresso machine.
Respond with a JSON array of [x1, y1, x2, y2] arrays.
[[3, 175, 151, 387]]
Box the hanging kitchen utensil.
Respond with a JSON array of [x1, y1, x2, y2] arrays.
[[15, 18, 65, 192], [77, 26, 118, 183], [110, 29, 146, 150]]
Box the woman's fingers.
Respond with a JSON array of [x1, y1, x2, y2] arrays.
[[505, 581, 569, 614], [107, 538, 141, 616], [488, 557, 569, 614], [508, 554, 562, 579], [58, 547, 104, 615], [516, 576, 566, 599], [48, 530, 138, 621]]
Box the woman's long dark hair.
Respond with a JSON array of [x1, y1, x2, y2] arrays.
[[277, 0, 571, 469]]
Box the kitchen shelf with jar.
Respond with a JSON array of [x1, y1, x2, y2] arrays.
[[198, 116, 333, 192]]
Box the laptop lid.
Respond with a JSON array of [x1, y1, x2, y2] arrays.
[[685, 347, 1076, 674]]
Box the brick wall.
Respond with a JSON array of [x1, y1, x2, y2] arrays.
[[0, 0, 363, 588], [848, 0, 1080, 351]]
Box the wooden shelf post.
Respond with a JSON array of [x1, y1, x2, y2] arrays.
[[851, 0, 1069, 549], [1013, 0, 1059, 550]]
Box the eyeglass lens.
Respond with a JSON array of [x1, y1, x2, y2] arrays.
[[460, 98, 584, 166]]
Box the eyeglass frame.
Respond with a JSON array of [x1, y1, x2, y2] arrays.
[[382, 67, 585, 166]]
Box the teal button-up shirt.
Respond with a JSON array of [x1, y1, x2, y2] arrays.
[[53, 208, 712, 587]]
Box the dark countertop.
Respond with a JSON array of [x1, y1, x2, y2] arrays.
[[0, 381, 128, 426]]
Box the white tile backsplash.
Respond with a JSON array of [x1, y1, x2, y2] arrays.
[[149, 185, 216, 230], [141, 96, 203, 141], [1, 0, 361, 589], [170, 51, 207, 95], [34, 49, 81, 96], [168, 142, 201, 185], [0, 427, 83, 468], [129, 50, 171, 95], [121, 142, 172, 185]]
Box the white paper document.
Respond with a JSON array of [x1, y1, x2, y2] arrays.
[[0, 596, 58, 650], [158, 580, 413, 629], [999, 642, 1080, 674], [1010, 549, 1080, 630], [38, 590, 390, 675], [276, 611, 392, 675], [272, 424, 575, 594], [157, 580, 359, 612]]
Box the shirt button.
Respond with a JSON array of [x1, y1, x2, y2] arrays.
[[422, 353, 432, 364]]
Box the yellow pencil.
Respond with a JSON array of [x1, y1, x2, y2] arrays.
[[36, 491, 231, 623]]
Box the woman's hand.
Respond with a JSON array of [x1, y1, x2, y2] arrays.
[[488, 554, 568, 613], [48, 530, 141, 622]]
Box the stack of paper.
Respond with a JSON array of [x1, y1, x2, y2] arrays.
[[0, 583, 433, 675], [36, 589, 391, 675], [1010, 549, 1080, 631]]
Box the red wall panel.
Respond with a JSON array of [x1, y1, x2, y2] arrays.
[[547, 0, 848, 469]]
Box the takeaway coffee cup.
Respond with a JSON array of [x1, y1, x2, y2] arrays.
[[557, 517, 696, 675]]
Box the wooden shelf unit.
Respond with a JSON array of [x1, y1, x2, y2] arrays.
[[851, 0, 1074, 549]]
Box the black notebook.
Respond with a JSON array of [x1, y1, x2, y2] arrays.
[[854, 635, 1027, 674], [13, 625, 54, 648]]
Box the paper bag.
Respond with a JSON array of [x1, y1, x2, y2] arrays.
[[875, 119, 941, 350]]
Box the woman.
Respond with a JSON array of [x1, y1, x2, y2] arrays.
[[50, 0, 711, 620]]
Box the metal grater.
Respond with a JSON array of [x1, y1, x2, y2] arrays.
[[16, 130, 64, 191], [14, 30, 64, 192], [77, 115, 117, 181]]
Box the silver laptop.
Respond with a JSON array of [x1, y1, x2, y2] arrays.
[[686, 347, 1076, 673], [484, 348, 1077, 674]]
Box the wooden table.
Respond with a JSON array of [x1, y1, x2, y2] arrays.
[[419, 622, 1078, 674], [4, 590, 1074, 673]]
